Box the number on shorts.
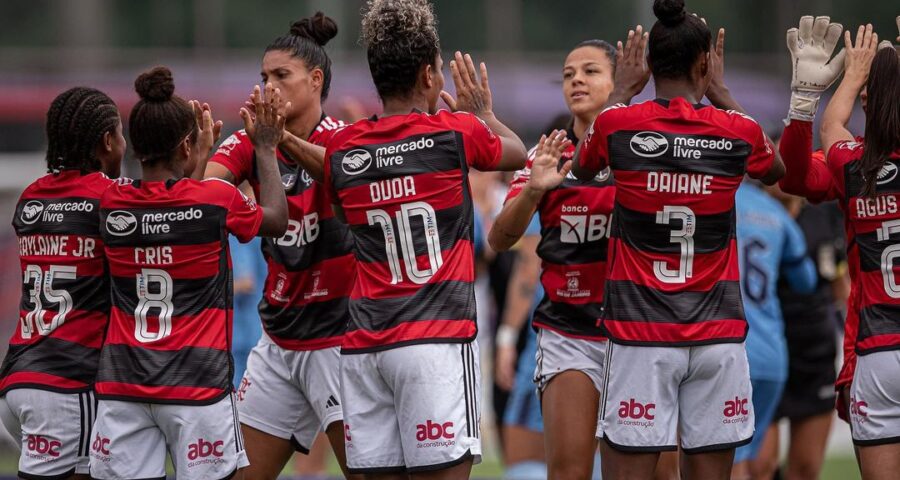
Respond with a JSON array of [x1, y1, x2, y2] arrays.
[[367, 201, 444, 285], [135, 268, 174, 343], [653, 206, 696, 284], [21, 265, 76, 339], [877, 219, 900, 298]]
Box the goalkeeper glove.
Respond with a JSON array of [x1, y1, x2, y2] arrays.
[[786, 16, 845, 121]]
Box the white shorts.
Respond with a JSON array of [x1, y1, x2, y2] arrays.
[[237, 335, 342, 452], [599, 342, 754, 453], [0, 389, 95, 479], [341, 341, 482, 474], [850, 350, 900, 446], [89, 394, 248, 480], [535, 328, 607, 394]]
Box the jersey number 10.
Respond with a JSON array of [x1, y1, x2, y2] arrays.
[[367, 201, 445, 285]]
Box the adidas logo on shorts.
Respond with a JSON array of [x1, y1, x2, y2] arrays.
[[325, 395, 340, 409]]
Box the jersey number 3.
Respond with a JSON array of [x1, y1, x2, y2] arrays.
[[654, 206, 696, 284]]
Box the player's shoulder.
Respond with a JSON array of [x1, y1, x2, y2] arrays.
[[826, 140, 865, 168], [214, 129, 252, 158], [199, 176, 240, 195], [704, 107, 764, 137], [311, 116, 349, 146]]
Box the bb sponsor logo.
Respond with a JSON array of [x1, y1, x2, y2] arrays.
[[92, 433, 110, 456], [105, 210, 137, 236], [26, 434, 61, 458], [20, 201, 44, 225], [416, 420, 456, 448], [629, 131, 669, 158], [877, 163, 898, 185], [341, 149, 373, 175], [722, 396, 750, 424], [559, 207, 610, 245]]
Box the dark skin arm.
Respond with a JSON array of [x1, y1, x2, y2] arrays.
[[573, 25, 650, 180], [441, 51, 528, 171], [705, 27, 785, 185], [241, 83, 290, 237], [187, 101, 223, 180]]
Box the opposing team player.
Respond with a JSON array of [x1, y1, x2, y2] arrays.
[[0, 87, 125, 480], [89, 67, 289, 480], [817, 28, 899, 480], [204, 13, 358, 480], [488, 40, 617, 480], [323, 0, 527, 476], [573, 0, 784, 477], [732, 181, 816, 480]]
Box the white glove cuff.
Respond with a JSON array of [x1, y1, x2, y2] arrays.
[[788, 90, 821, 122]]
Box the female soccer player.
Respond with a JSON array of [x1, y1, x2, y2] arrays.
[[489, 39, 617, 480], [0, 87, 125, 480], [818, 28, 899, 480], [204, 12, 358, 480], [89, 66, 288, 480], [322, 0, 526, 476], [573, 0, 784, 478]]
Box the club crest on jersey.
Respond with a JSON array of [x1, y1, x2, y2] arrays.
[[106, 211, 137, 236], [342, 149, 373, 175], [877, 162, 898, 185], [630, 131, 669, 158], [281, 173, 297, 190], [20, 200, 44, 224]]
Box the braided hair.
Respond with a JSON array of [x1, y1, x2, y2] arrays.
[[45, 87, 120, 174]]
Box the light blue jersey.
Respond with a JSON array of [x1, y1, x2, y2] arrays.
[[736, 183, 816, 382]]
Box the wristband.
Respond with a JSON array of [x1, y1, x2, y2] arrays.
[[788, 90, 821, 122], [496, 324, 518, 348]]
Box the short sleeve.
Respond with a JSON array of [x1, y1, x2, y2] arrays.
[[745, 122, 775, 179], [225, 184, 264, 243], [455, 112, 503, 171], [209, 131, 255, 184], [504, 149, 536, 203], [825, 140, 864, 199], [579, 106, 619, 173]]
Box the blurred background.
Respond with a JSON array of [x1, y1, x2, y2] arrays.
[[0, 0, 897, 478]]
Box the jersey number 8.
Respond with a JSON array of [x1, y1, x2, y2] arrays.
[[135, 268, 174, 343]]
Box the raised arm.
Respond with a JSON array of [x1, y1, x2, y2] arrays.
[[280, 132, 327, 182], [705, 26, 784, 185], [777, 17, 846, 201], [573, 25, 649, 180], [489, 131, 571, 251], [441, 51, 527, 171], [242, 83, 289, 237], [188, 101, 223, 180], [822, 24, 878, 154]]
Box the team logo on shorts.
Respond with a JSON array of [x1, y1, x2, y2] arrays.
[[20, 200, 44, 224], [105, 211, 137, 236], [629, 131, 669, 158], [877, 162, 898, 185], [342, 149, 373, 175]]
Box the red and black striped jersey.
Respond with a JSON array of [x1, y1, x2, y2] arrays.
[[579, 98, 775, 346], [826, 140, 900, 355], [506, 132, 614, 340], [96, 178, 263, 404], [324, 110, 502, 353], [210, 116, 355, 350], [1, 171, 115, 395]]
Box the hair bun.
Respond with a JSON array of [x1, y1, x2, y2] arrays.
[[290, 12, 338, 46], [134, 66, 175, 102], [653, 0, 687, 27]]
